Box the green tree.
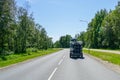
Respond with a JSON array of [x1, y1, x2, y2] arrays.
[[14, 7, 29, 53], [84, 9, 108, 48], [101, 3, 120, 49], [76, 31, 86, 47], [54, 41, 61, 48], [0, 0, 16, 55], [55, 35, 72, 48]]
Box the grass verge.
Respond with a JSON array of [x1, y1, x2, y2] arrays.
[[83, 49, 120, 66], [0, 48, 62, 68]]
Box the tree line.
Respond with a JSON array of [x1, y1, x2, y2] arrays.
[[54, 35, 72, 48], [0, 0, 53, 56], [76, 2, 120, 49]]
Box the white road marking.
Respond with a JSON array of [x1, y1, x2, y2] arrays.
[[63, 55, 66, 59], [48, 55, 66, 80], [58, 59, 63, 65], [48, 68, 58, 80]]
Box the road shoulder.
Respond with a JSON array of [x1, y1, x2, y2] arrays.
[[85, 53, 120, 74]]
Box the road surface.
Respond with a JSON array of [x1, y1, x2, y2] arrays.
[[0, 49, 120, 80]]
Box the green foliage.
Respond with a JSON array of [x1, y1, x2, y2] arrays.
[[83, 49, 120, 65], [0, 0, 16, 55], [77, 2, 120, 49], [26, 48, 38, 53], [76, 31, 86, 46], [54, 35, 72, 48], [101, 6, 120, 49], [0, 0, 54, 56], [0, 48, 62, 67], [54, 41, 61, 48]]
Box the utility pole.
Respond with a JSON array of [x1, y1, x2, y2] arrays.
[[79, 20, 90, 54]]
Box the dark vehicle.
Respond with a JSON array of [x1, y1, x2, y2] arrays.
[[70, 38, 83, 58]]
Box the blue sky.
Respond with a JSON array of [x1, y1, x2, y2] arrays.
[[17, 0, 118, 42]]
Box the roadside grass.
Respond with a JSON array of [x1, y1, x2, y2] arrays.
[[93, 48, 120, 51], [0, 48, 62, 68], [83, 48, 120, 51], [83, 49, 120, 66]]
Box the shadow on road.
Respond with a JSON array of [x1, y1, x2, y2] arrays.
[[70, 57, 85, 60]]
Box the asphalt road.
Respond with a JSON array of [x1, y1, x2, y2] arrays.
[[0, 49, 120, 80]]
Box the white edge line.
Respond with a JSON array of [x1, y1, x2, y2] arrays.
[[48, 68, 58, 80], [58, 59, 63, 65]]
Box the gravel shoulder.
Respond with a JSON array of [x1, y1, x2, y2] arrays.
[[90, 49, 120, 54]]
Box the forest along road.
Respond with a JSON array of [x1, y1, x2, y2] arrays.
[[0, 49, 120, 80]]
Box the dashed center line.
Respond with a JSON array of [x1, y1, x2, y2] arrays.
[[58, 59, 63, 65], [48, 67, 58, 80], [48, 55, 65, 80]]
